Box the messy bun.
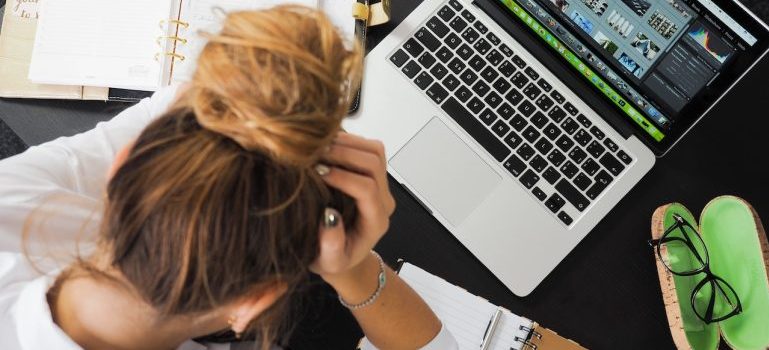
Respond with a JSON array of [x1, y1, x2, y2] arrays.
[[188, 6, 363, 166]]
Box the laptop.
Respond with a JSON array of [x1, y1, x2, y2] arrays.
[[345, 0, 769, 296]]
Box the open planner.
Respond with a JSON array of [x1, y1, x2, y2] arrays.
[[359, 262, 587, 350], [27, 0, 357, 92]]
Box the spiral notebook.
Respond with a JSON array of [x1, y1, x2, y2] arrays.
[[358, 262, 587, 350], [27, 0, 359, 92]]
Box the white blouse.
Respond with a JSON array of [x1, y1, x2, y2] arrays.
[[0, 85, 457, 350]]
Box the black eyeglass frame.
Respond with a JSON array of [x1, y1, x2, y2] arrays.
[[648, 214, 743, 324]]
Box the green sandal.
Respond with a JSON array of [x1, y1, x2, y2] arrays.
[[651, 196, 769, 350]]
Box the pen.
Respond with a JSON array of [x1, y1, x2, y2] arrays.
[[480, 308, 502, 350]]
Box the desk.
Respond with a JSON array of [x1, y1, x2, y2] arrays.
[[2, 1, 769, 349]]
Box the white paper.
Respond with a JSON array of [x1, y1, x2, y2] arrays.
[[28, 0, 174, 91]]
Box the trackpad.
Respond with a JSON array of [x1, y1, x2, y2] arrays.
[[390, 118, 501, 227]]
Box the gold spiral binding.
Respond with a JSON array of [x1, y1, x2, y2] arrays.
[[155, 52, 186, 62], [159, 19, 190, 29], [519, 325, 542, 339], [514, 336, 538, 350], [156, 36, 188, 46]]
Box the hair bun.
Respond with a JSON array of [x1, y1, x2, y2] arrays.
[[188, 6, 362, 166]]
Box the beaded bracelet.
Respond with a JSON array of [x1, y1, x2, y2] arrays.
[[339, 251, 387, 310]]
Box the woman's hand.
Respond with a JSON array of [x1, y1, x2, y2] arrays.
[[310, 132, 395, 284]]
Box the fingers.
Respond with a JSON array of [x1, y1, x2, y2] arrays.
[[333, 132, 386, 167], [309, 208, 350, 275], [321, 166, 390, 237]]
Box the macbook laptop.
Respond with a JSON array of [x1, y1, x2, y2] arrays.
[[345, 0, 769, 296]]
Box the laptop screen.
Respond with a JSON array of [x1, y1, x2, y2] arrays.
[[493, 0, 769, 151]]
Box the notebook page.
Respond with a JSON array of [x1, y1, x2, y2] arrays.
[[360, 263, 533, 350], [28, 0, 175, 91]]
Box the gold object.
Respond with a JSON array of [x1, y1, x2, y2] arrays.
[[367, 0, 391, 27], [158, 19, 190, 29], [155, 36, 188, 46], [154, 52, 186, 62], [352, 2, 370, 21]]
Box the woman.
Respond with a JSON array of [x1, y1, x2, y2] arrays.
[[0, 7, 457, 350]]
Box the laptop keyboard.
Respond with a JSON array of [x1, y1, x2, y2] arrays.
[[388, 0, 635, 226]]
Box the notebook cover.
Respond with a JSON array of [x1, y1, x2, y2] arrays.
[[528, 324, 587, 350]]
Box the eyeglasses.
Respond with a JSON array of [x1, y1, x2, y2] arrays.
[[648, 214, 742, 324]]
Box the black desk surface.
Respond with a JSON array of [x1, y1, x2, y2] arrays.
[[2, 1, 769, 349]]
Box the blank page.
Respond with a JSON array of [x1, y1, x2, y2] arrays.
[[360, 263, 533, 350], [28, 0, 175, 91]]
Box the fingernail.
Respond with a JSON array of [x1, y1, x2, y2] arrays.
[[315, 164, 330, 176], [324, 208, 340, 228]]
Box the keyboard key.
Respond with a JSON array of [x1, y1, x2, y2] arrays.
[[448, 57, 466, 74], [472, 80, 490, 97], [499, 61, 517, 77], [455, 86, 472, 102], [414, 72, 434, 90], [473, 38, 492, 55], [492, 78, 512, 94], [522, 125, 540, 143], [461, 27, 480, 43], [547, 106, 566, 123], [479, 109, 497, 126], [590, 126, 606, 140], [542, 166, 561, 185], [511, 72, 529, 88], [473, 21, 488, 34], [503, 154, 527, 177], [560, 161, 579, 179], [518, 100, 535, 117], [484, 91, 503, 108], [586, 170, 613, 200], [556, 179, 590, 212], [512, 55, 526, 68], [427, 17, 450, 38], [537, 79, 552, 92], [547, 149, 566, 167], [460, 69, 478, 85], [532, 187, 547, 201], [545, 193, 566, 213], [486, 50, 504, 66], [543, 123, 561, 140], [442, 98, 511, 162], [576, 114, 591, 128], [534, 138, 553, 155], [603, 138, 619, 152], [480, 66, 498, 83], [426, 83, 449, 104], [416, 28, 441, 51], [436, 47, 454, 63], [500, 43, 514, 57], [523, 83, 541, 101], [457, 44, 473, 60], [574, 129, 592, 146], [550, 90, 565, 104], [487, 32, 501, 45], [469, 55, 487, 71], [497, 103, 515, 120], [430, 63, 448, 80], [491, 119, 510, 137], [517, 143, 536, 161], [444, 33, 462, 49], [564, 102, 578, 116], [438, 5, 456, 22], [531, 111, 548, 129], [449, 0, 463, 10], [586, 140, 605, 158], [442, 74, 460, 91], [524, 67, 540, 80], [504, 131, 523, 149], [403, 38, 425, 57], [568, 147, 587, 164], [581, 158, 600, 176], [535, 95, 554, 111], [530, 155, 548, 172], [506, 89, 524, 106], [509, 115, 527, 131], [558, 212, 573, 225], [561, 118, 579, 135], [402, 60, 421, 78], [555, 135, 575, 152], [599, 153, 625, 176], [466, 96, 484, 114], [418, 52, 437, 68], [390, 49, 409, 67], [573, 173, 592, 191], [520, 169, 540, 189], [461, 9, 476, 23], [617, 150, 633, 165]]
